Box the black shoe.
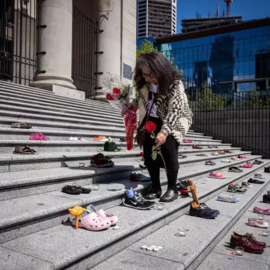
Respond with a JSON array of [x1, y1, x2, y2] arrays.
[[253, 160, 264, 165], [123, 189, 156, 210], [144, 187, 162, 200], [189, 204, 218, 219], [248, 178, 265, 184], [263, 194, 270, 204], [265, 167, 270, 173], [90, 153, 114, 168], [228, 166, 243, 173], [159, 189, 178, 202], [177, 180, 189, 191]]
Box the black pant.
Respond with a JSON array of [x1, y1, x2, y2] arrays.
[[143, 116, 179, 191]]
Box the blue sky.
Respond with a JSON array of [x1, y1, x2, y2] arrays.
[[177, 0, 270, 33]]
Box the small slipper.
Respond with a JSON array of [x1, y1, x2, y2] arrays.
[[13, 146, 36, 154], [205, 160, 216, 165]]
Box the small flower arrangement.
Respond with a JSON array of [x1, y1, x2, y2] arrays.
[[144, 121, 167, 173]]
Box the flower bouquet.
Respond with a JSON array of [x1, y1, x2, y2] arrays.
[[102, 73, 137, 151]]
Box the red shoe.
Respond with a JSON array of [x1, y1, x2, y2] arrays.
[[233, 232, 266, 248], [230, 235, 264, 253], [238, 154, 246, 159]]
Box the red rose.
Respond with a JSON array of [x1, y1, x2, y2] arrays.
[[106, 93, 115, 100], [145, 121, 157, 133], [113, 88, 121, 96]]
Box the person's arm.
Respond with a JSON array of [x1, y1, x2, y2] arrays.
[[161, 81, 185, 136]]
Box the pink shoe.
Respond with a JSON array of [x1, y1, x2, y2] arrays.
[[183, 139, 192, 143], [254, 206, 270, 215], [96, 209, 118, 226], [240, 163, 253, 168], [209, 171, 226, 179], [71, 212, 111, 231], [248, 218, 269, 228], [29, 133, 49, 141]]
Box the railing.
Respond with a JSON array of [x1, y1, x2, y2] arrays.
[[187, 85, 270, 158], [72, 6, 98, 99], [0, 0, 38, 85]]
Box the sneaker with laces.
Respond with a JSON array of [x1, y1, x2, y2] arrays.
[[189, 204, 219, 219], [217, 194, 239, 203], [122, 188, 156, 210], [209, 171, 226, 179]]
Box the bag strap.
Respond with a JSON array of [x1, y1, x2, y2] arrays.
[[138, 87, 159, 131]]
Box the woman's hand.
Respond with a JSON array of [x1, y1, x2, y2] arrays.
[[155, 132, 167, 147]]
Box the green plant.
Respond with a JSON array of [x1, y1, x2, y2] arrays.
[[136, 40, 157, 59], [196, 83, 227, 110]]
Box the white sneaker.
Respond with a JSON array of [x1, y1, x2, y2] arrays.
[[221, 159, 231, 163]]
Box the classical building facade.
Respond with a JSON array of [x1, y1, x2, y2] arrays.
[[0, 0, 136, 100]]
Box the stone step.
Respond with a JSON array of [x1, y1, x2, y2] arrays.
[[0, 117, 208, 138], [0, 110, 125, 129], [197, 180, 270, 270], [0, 147, 243, 173], [0, 105, 124, 126], [0, 140, 233, 154], [92, 167, 270, 270], [0, 82, 120, 113], [0, 128, 217, 142], [0, 156, 264, 243], [0, 94, 123, 121], [0, 161, 268, 270], [0, 151, 252, 200]]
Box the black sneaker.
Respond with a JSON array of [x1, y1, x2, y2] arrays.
[[90, 153, 114, 168], [104, 140, 122, 152], [263, 194, 270, 204], [264, 167, 270, 173], [248, 178, 265, 184], [189, 204, 218, 219], [253, 160, 264, 165], [228, 166, 243, 173], [122, 188, 156, 210]]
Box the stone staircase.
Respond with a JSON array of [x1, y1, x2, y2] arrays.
[[0, 81, 269, 270]]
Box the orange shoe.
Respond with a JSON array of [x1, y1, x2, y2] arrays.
[[94, 136, 108, 141]]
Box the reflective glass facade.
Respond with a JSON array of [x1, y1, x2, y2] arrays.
[[158, 24, 270, 93]]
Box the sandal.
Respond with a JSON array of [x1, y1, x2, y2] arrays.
[[13, 146, 36, 154], [205, 160, 216, 166], [11, 122, 32, 129], [62, 184, 91, 195]]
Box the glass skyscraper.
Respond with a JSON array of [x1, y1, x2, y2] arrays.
[[153, 18, 270, 93]]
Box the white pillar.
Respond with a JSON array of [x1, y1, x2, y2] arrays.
[[31, 0, 82, 98]]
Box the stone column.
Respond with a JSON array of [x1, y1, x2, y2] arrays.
[[31, 0, 84, 99], [96, 0, 122, 100]]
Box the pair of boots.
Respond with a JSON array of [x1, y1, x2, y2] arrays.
[[144, 168, 178, 202]]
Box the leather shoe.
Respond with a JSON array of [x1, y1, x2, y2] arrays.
[[160, 189, 178, 202], [144, 187, 162, 200]]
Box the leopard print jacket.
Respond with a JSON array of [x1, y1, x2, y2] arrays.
[[135, 80, 193, 144]]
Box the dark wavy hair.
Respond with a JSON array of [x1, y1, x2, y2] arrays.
[[134, 52, 180, 95]]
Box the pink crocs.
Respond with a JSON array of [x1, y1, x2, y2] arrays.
[[29, 133, 49, 141], [96, 209, 118, 226], [209, 171, 226, 179], [240, 163, 253, 168], [71, 212, 111, 231]]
